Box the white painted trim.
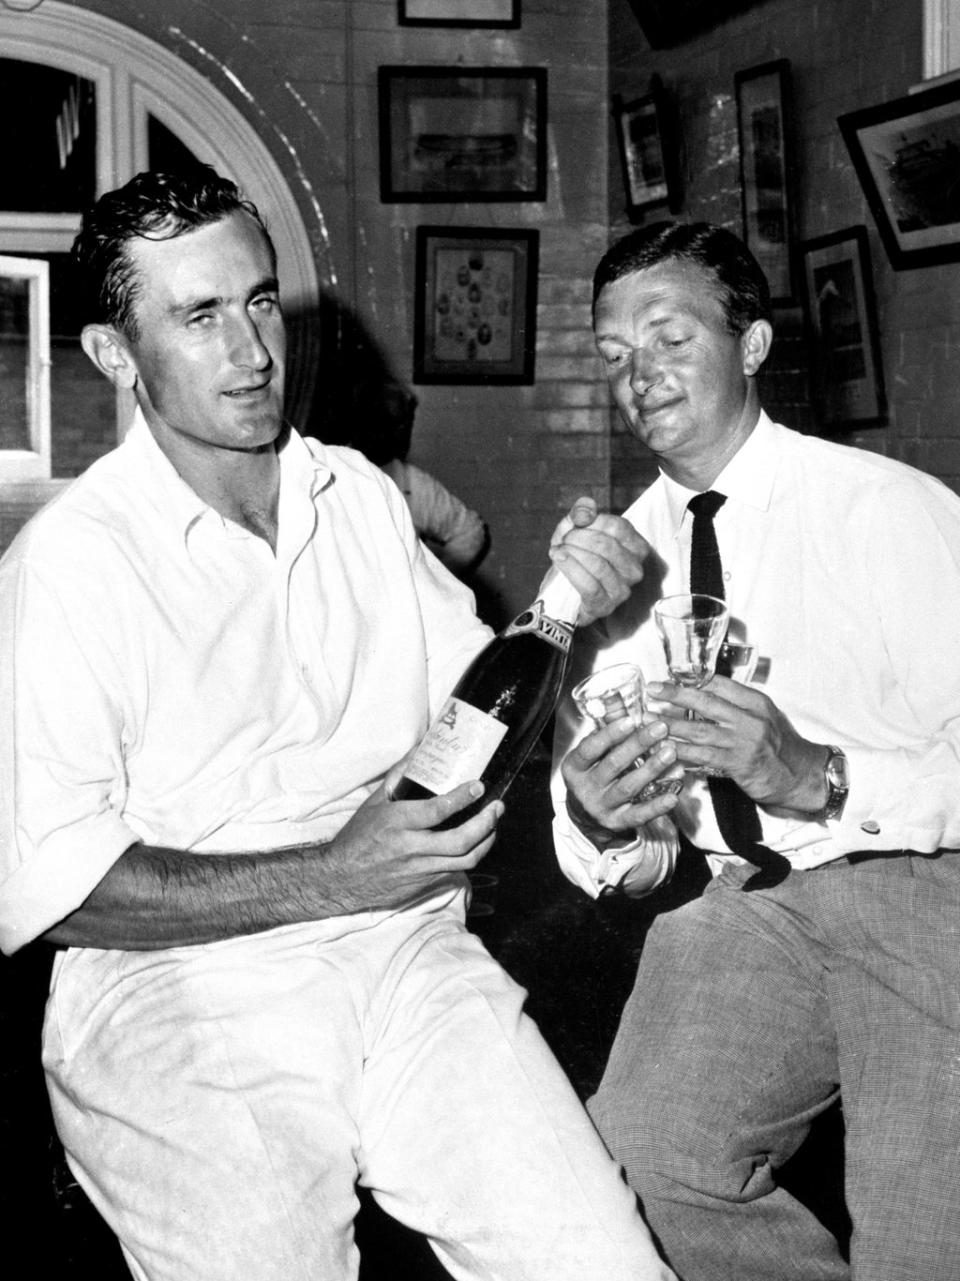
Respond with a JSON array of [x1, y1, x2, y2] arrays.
[[0, 254, 50, 479], [924, 0, 960, 79]]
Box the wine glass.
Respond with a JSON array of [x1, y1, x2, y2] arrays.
[[653, 594, 730, 696], [572, 662, 684, 799]]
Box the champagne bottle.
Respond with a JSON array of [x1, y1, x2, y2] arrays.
[[391, 568, 582, 825]]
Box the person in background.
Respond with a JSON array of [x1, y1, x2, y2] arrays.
[[0, 168, 678, 1281], [353, 381, 490, 578], [552, 219, 960, 1281]]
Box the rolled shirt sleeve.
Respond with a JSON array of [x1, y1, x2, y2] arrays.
[[0, 554, 141, 953]]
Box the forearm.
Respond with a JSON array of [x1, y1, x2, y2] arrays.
[[42, 839, 352, 951]]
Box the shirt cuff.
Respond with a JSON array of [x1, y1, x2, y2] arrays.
[[0, 812, 139, 954], [553, 810, 678, 899]]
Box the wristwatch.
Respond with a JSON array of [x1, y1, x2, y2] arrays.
[[822, 746, 849, 821]]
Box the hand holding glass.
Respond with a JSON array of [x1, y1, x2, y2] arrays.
[[572, 662, 683, 800]]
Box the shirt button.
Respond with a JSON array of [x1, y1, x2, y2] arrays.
[[723, 570, 731, 581], [861, 820, 881, 835]]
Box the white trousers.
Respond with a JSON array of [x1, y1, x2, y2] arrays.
[[43, 909, 674, 1281]]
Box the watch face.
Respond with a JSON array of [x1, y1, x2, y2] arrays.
[[827, 752, 849, 789]]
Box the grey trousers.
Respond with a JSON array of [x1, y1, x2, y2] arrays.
[[589, 852, 960, 1281]]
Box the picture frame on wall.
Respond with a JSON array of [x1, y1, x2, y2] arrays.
[[735, 59, 795, 304], [612, 82, 679, 217], [398, 0, 520, 28], [800, 225, 887, 432], [838, 76, 960, 269], [413, 226, 539, 385], [378, 66, 547, 202]]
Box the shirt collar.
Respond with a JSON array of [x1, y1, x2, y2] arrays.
[[122, 408, 332, 551], [661, 410, 780, 533]]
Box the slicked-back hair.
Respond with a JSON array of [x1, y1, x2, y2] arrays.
[[592, 221, 772, 336], [71, 166, 275, 340]]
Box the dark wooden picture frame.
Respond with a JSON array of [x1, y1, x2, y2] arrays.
[[800, 225, 887, 431], [398, 0, 520, 28], [838, 77, 960, 269], [413, 226, 539, 385], [612, 81, 679, 217], [735, 59, 796, 304], [378, 66, 547, 203]]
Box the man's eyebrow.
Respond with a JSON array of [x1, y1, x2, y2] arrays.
[[250, 276, 280, 299], [167, 277, 280, 320], [168, 294, 220, 319]]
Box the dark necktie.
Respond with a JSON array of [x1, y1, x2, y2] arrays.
[[687, 491, 789, 887]]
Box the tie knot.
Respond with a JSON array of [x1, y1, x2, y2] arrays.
[[688, 490, 727, 521]]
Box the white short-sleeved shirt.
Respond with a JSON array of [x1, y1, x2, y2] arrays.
[[0, 414, 492, 953], [553, 414, 960, 897]]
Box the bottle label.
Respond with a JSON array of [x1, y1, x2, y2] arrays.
[[502, 599, 574, 653], [404, 697, 509, 793]]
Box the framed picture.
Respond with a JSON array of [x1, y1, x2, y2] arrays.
[[378, 66, 547, 202], [838, 76, 960, 269], [413, 226, 539, 384], [398, 1, 520, 27], [800, 226, 887, 431], [735, 59, 796, 304], [612, 81, 680, 217]]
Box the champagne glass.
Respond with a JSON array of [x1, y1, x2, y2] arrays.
[[654, 594, 730, 696], [572, 662, 684, 799]]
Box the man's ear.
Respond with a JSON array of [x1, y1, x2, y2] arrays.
[[80, 324, 138, 390], [741, 319, 773, 378]]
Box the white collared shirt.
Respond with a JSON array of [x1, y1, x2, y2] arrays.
[[553, 412, 960, 897], [0, 413, 491, 953]]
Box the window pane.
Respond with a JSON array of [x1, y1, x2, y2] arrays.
[[6, 252, 115, 477], [0, 61, 96, 214], [0, 277, 31, 451], [148, 116, 206, 174]]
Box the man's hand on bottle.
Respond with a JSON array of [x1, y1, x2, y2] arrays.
[[323, 768, 503, 912], [548, 496, 649, 625]]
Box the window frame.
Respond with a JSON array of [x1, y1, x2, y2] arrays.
[[0, 254, 51, 479]]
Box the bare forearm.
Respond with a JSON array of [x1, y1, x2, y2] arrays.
[[42, 840, 352, 951], [41, 781, 501, 952]]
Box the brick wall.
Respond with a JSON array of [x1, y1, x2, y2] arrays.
[[607, 0, 960, 502]]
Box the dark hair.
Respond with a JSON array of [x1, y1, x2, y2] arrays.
[[592, 220, 772, 335], [71, 166, 275, 339]]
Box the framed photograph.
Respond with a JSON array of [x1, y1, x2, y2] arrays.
[[398, 1, 520, 28], [378, 66, 547, 202], [735, 59, 796, 303], [612, 82, 679, 217], [800, 226, 887, 431], [413, 226, 539, 384], [838, 77, 960, 269]]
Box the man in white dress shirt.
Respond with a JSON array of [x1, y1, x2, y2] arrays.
[[553, 220, 960, 1281], [0, 169, 679, 1281]]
